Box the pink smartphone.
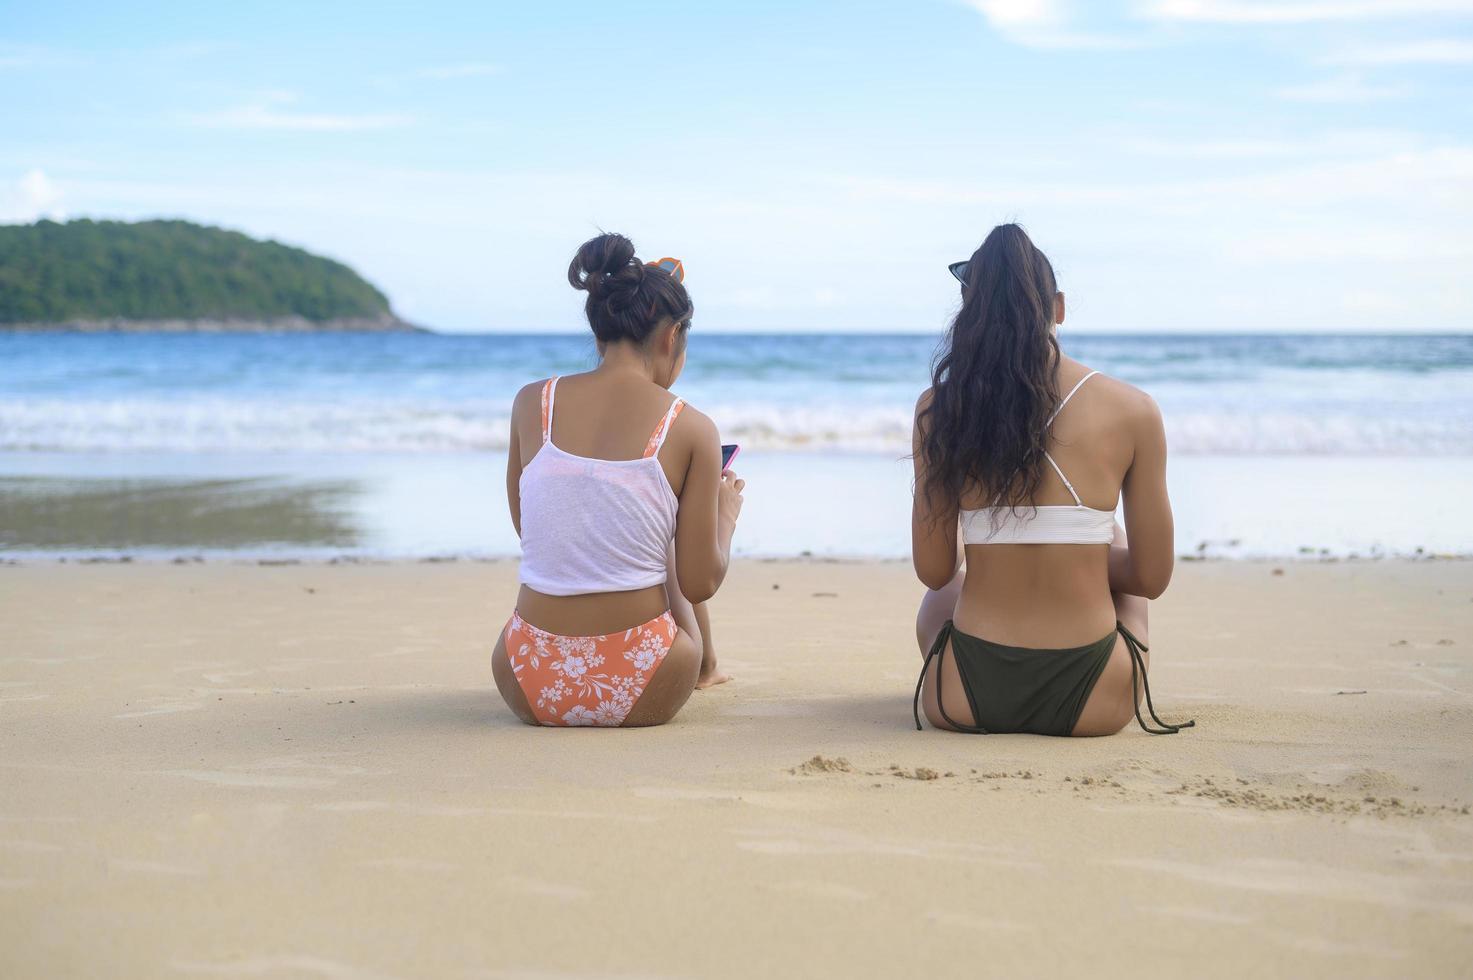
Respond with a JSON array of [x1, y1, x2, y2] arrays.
[[721, 444, 740, 472]]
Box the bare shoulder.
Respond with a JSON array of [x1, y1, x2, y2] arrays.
[[513, 378, 548, 414], [1079, 369, 1160, 425], [914, 387, 937, 440], [670, 400, 718, 444]]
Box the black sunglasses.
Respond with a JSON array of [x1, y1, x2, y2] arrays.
[[948, 260, 969, 285]]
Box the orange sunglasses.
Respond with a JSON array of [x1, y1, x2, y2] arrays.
[[646, 257, 685, 283]]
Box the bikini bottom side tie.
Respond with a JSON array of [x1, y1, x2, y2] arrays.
[[1115, 621, 1196, 736], [913, 620, 1196, 736]]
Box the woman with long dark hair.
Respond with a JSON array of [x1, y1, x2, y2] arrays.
[[491, 233, 741, 727], [911, 224, 1192, 736]]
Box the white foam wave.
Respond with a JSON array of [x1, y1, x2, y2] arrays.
[[1, 398, 1469, 455]]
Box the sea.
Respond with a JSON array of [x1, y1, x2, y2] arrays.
[[2, 331, 1471, 560]]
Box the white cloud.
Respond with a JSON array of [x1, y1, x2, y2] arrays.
[[965, 0, 1145, 49], [415, 62, 502, 79], [1278, 72, 1411, 101], [1137, 0, 1473, 24], [1120, 129, 1427, 159], [39, 139, 1473, 332], [1123, 137, 1308, 158], [0, 43, 77, 70], [974, 1, 1473, 58], [815, 144, 1472, 330], [1, 169, 65, 222], [189, 92, 410, 132], [970, 0, 1063, 28], [832, 145, 1473, 216], [1325, 39, 1473, 64], [1228, 225, 1472, 262]]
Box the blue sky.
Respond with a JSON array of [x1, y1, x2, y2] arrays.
[[2, 0, 1471, 333]]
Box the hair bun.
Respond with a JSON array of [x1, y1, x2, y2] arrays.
[[566, 231, 693, 346], [568, 232, 638, 294]]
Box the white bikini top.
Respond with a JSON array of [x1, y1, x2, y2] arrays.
[[518, 377, 684, 596], [959, 371, 1116, 546]]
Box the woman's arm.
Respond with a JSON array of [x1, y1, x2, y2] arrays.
[[505, 381, 540, 538], [912, 389, 961, 590], [672, 409, 743, 604], [1110, 393, 1174, 599]]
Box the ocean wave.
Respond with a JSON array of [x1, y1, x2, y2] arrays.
[[3, 397, 1471, 455]]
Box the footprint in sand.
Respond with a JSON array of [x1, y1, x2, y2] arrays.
[[632, 786, 818, 811], [0, 840, 65, 853], [772, 879, 871, 902], [0, 692, 51, 704], [359, 857, 457, 873], [108, 859, 204, 877], [155, 770, 335, 790], [499, 874, 591, 902], [115, 701, 204, 719], [171, 955, 391, 977]]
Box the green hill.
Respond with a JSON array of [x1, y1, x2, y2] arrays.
[[0, 219, 414, 330]]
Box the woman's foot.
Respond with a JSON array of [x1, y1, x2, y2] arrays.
[[696, 665, 732, 689]]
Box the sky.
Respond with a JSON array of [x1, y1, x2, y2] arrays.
[[2, 0, 1471, 334]]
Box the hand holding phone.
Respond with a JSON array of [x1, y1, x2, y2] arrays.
[[717, 445, 743, 531], [718, 468, 744, 530]]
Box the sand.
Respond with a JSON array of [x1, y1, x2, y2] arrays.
[[2, 558, 1471, 978]]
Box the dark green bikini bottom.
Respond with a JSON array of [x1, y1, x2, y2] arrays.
[[913, 620, 1194, 736]]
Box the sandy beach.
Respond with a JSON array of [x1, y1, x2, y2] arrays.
[[1, 558, 1470, 977]]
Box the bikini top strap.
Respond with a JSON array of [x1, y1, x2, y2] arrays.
[[1042, 370, 1098, 505], [1046, 370, 1100, 428], [642, 398, 685, 458], [1043, 451, 1084, 506], [540, 377, 559, 444]]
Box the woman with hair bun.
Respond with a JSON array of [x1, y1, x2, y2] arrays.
[[492, 233, 743, 727], [911, 224, 1193, 737]]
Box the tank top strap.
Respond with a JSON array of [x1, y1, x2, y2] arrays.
[[642, 398, 685, 458], [540, 377, 559, 444]]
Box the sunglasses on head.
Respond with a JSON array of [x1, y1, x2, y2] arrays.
[[948, 260, 969, 286], [646, 257, 685, 283]]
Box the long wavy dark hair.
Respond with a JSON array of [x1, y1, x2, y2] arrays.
[[918, 223, 1062, 518]]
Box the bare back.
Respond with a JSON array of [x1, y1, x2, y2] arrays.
[[914, 356, 1174, 647]]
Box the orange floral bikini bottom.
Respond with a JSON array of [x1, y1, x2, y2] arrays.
[[503, 610, 677, 727]]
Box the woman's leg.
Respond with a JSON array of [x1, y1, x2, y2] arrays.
[[692, 601, 730, 689], [491, 622, 538, 726], [664, 541, 730, 689], [914, 568, 977, 731], [621, 628, 701, 727], [664, 539, 701, 644], [916, 567, 964, 655], [1072, 521, 1148, 736]]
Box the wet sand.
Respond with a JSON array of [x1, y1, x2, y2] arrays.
[[1, 559, 1470, 977], [0, 475, 362, 551], [8, 452, 1473, 560]]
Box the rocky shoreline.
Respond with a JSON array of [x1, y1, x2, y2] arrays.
[[0, 312, 425, 333]]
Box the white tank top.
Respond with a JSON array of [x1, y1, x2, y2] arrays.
[[960, 371, 1117, 545], [518, 377, 685, 597]]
